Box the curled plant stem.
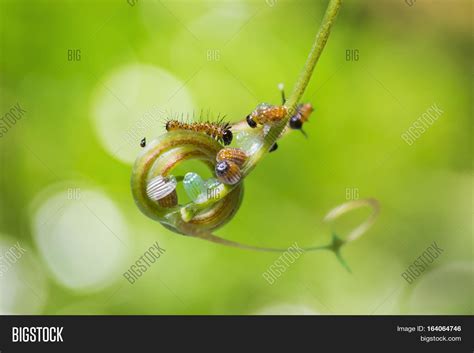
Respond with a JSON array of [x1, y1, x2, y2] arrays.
[[323, 198, 380, 242], [242, 0, 342, 176], [197, 198, 379, 272], [131, 130, 244, 234]]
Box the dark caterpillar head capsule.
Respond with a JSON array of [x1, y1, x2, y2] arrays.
[[289, 103, 313, 131], [246, 114, 257, 128], [269, 143, 278, 152], [289, 116, 303, 130], [140, 137, 147, 148], [222, 128, 233, 145], [215, 160, 241, 185]]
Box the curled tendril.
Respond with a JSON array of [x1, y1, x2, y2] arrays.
[[192, 198, 380, 272], [131, 130, 243, 235], [130, 0, 380, 270]]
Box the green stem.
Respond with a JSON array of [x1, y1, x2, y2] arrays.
[[242, 0, 342, 176], [181, 0, 342, 220]]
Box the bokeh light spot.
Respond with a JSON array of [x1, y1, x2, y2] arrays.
[[32, 187, 130, 292], [91, 64, 194, 164]]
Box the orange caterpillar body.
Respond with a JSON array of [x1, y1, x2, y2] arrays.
[[165, 120, 233, 146], [246, 104, 288, 128]]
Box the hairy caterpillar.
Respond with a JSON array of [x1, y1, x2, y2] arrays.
[[245, 103, 288, 128], [165, 119, 233, 145]]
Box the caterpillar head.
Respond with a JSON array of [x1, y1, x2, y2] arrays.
[[222, 128, 233, 145], [246, 114, 257, 128], [289, 115, 303, 129]]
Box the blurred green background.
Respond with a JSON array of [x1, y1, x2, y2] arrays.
[[0, 0, 472, 315]]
